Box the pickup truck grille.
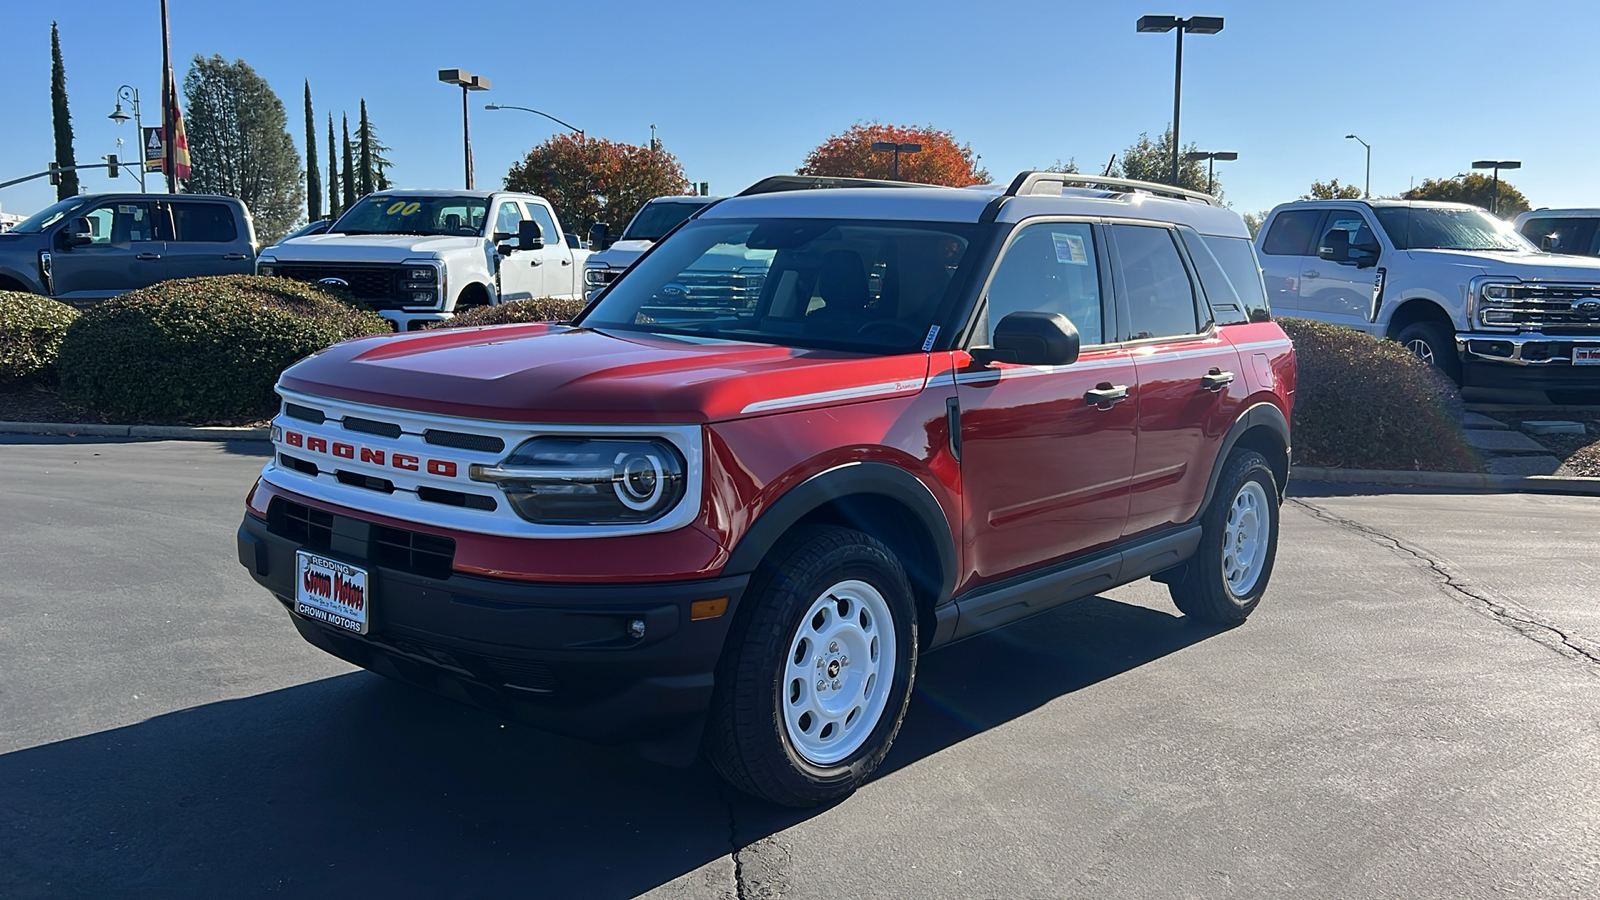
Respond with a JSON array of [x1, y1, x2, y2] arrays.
[[1480, 283, 1600, 333], [278, 264, 405, 308]]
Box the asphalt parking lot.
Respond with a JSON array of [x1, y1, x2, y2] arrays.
[[2, 437, 1597, 899]]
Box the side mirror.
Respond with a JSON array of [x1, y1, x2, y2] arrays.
[[518, 218, 544, 251], [66, 216, 94, 247], [972, 311, 1080, 367], [1317, 229, 1351, 262], [1541, 234, 1560, 252], [589, 222, 610, 251]]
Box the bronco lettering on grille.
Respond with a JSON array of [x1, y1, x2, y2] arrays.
[[281, 430, 460, 478]]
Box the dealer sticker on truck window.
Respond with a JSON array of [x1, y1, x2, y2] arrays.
[[1574, 345, 1600, 366], [295, 552, 370, 634]]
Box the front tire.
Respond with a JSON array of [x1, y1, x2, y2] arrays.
[[1395, 320, 1462, 383], [1168, 449, 1281, 626], [706, 526, 917, 807]]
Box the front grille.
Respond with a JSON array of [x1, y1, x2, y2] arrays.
[[1481, 283, 1600, 333], [278, 264, 404, 307], [285, 403, 326, 424], [417, 485, 497, 511], [424, 429, 505, 453], [342, 416, 403, 439], [267, 498, 455, 579]]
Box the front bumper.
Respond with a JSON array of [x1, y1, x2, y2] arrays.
[[1456, 333, 1600, 388], [237, 513, 747, 750]]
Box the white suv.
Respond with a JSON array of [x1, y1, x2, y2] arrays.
[[1256, 200, 1600, 388]]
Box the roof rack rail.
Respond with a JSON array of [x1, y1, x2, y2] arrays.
[[1003, 171, 1216, 206], [737, 175, 931, 197]]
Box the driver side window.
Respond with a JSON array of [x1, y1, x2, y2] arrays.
[[494, 202, 527, 238], [981, 221, 1104, 346], [1326, 210, 1378, 251], [82, 202, 155, 245]]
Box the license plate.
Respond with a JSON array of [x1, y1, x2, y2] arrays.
[[1575, 345, 1600, 366], [294, 552, 370, 634]]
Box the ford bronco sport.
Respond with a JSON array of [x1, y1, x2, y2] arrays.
[[237, 172, 1295, 806]]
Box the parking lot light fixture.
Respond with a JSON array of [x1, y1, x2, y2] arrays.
[[1137, 14, 1225, 186], [1183, 149, 1236, 195], [1346, 134, 1371, 198], [484, 103, 585, 141], [1470, 159, 1522, 216], [870, 141, 923, 180], [107, 85, 148, 192], [439, 69, 491, 189]]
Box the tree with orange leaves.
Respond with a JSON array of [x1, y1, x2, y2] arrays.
[[797, 123, 989, 187]]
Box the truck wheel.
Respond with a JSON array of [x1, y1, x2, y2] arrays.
[[1167, 449, 1280, 627], [707, 525, 917, 807], [1395, 320, 1461, 383]]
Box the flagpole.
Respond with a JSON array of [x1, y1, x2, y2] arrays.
[[160, 0, 175, 192]]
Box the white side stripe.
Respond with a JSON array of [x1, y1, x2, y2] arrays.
[[741, 379, 926, 414]]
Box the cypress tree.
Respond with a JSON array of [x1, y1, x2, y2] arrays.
[[358, 99, 374, 196], [304, 81, 321, 221], [327, 113, 340, 219], [341, 114, 355, 208], [49, 22, 80, 199]]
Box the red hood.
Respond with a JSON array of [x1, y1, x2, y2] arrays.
[[278, 324, 932, 424]]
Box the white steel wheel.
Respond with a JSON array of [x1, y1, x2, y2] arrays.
[[1222, 480, 1271, 599], [779, 580, 897, 766]]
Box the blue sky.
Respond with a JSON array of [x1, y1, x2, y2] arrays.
[[2, 0, 1594, 223]]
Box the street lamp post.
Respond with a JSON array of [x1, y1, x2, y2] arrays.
[[1345, 134, 1371, 198], [1471, 159, 1522, 216], [108, 85, 148, 192], [1136, 15, 1225, 186], [439, 69, 490, 189], [1182, 149, 1236, 195], [870, 141, 922, 180], [484, 103, 585, 141]]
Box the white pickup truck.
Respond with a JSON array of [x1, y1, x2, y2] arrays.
[[1256, 199, 1600, 391], [258, 189, 589, 331], [583, 195, 718, 299]]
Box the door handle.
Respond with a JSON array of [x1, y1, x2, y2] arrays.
[[135, 252, 162, 261], [1201, 368, 1235, 392], [1302, 270, 1320, 279], [1084, 383, 1129, 407], [560, 258, 571, 265], [529, 258, 542, 266], [222, 253, 249, 260]]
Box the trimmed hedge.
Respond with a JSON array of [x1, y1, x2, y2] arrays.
[[58, 275, 391, 423], [429, 297, 587, 330], [0, 292, 79, 384], [1279, 318, 1479, 472]]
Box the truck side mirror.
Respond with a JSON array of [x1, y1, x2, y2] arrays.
[[589, 222, 610, 251], [1318, 229, 1351, 263], [972, 311, 1080, 367], [66, 216, 95, 247], [517, 218, 544, 251], [1541, 234, 1560, 252]]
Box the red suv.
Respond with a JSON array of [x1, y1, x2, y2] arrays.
[[237, 172, 1295, 806]]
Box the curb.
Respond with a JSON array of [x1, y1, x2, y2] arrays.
[[1291, 465, 1600, 496], [0, 421, 270, 441]]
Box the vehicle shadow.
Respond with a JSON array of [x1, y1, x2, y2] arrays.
[[0, 596, 1214, 899]]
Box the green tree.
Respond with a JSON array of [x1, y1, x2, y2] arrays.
[[358, 100, 373, 196], [326, 113, 340, 219], [304, 81, 321, 221], [1403, 173, 1530, 218], [1242, 210, 1270, 238], [505, 135, 690, 233], [49, 22, 79, 199], [183, 54, 303, 243], [341, 114, 355, 208], [1043, 158, 1080, 174], [1113, 127, 1219, 198], [1303, 179, 1363, 200]]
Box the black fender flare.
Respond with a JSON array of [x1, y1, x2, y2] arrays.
[[1199, 401, 1291, 513], [722, 461, 958, 606]]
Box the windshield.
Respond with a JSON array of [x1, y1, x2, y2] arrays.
[[621, 199, 713, 242], [1375, 207, 1534, 251], [581, 217, 983, 354], [330, 195, 491, 237], [9, 197, 90, 234]]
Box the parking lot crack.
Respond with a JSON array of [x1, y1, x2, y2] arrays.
[[718, 782, 792, 900], [1291, 498, 1600, 670]]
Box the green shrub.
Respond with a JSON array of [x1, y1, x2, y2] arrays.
[[1279, 318, 1479, 472], [0, 292, 79, 385], [58, 275, 390, 423], [429, 297, 587, 330]]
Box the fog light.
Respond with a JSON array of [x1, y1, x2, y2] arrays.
[[411, 291, 435, 304], [629, 619, 646, 639]]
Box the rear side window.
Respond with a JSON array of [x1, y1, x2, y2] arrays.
[[1112, 224, 1201, 340], [1199, 234, 1272, 323], [983, 222, 1105, 345], [1260, 210, 1323, 256], [1520, 217, 1599, 255], [169, 203, 238, 243], [1180, 229, 1245, 326]]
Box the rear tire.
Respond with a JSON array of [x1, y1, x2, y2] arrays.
[[1395, 320, 1461, 384], [706, 525, 917, 807], [1168, 449, 1280, 626]]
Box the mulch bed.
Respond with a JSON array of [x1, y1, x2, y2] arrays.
[[1496, 411, 1600, 478]]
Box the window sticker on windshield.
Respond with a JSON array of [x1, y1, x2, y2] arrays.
[[1053, 233, 1089, 265], [921, 325, 940, 352]]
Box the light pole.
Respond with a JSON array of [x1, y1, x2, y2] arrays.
[[439, 69, 490, 189], [1136, 15, 1224, 186], [1345, 134, 1371, 198], [870, 141, 922, 180], [108, 85, 148, 192], [1471, 159, 1521, 216], [484, 103, 584, 141], [1182, 149, 1236, 195]]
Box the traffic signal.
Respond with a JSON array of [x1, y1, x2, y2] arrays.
[[47, 163, 60, 185], [105, 154, 120, 178]]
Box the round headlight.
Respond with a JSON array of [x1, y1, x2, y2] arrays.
[[470, 437, 687, 525]]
